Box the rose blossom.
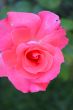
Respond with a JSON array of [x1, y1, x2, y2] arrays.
[[0, 11, 68, 93]]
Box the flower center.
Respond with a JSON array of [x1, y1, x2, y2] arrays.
[[26, 50, 40, 64]]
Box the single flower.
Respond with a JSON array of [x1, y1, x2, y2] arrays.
[[0, 11, 68, 93]]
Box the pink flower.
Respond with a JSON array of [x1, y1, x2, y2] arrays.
[[0, 11, 68, 93]]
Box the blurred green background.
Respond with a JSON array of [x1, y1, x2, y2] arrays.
[[0, 0, 73, 110]]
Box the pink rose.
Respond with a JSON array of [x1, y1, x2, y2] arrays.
[[0, 11, 68, 93]]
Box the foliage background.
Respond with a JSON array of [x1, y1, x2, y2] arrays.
[[0, 0, 73, 110]]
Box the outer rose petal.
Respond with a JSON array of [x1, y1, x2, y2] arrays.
[[30, 82, 50, 92], [0, 18, 12, 51], [35, 11, 68, 49], [2, 48, 17, 68], [8, 69, 30, 93], [7, 12, 41, 36], [40, 27, 68, 49], [0, 54, 7, 77], [7, 69, 49, 93], [12, 27, 32, 45], [36, 11, 60, 39]]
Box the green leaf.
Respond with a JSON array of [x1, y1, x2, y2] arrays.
[[37, 0, 61, 9], [59, 64, 70, 81], [0, 6, 11, 19], [11, 1, 32, 12], [61, 19, 73, 31], [32, 5, 43, 13]]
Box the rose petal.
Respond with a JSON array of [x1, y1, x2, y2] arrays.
[[7, 68, 50, 93], [8, 69, 30, 93], [2, 49, 17, 68], [30, 82, 50, 92], [17, 43, 53, 74], [0, 54, 7, 77], [36, 11, 60, 39], [12, 27, 32, 45], [34, 48, 64, 82], [0, 18, 13, 51], [7, 12, 41, 37], [22, 50, 53, 74], [14, 68, 45, 80], [40, 27, 68, 49]]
